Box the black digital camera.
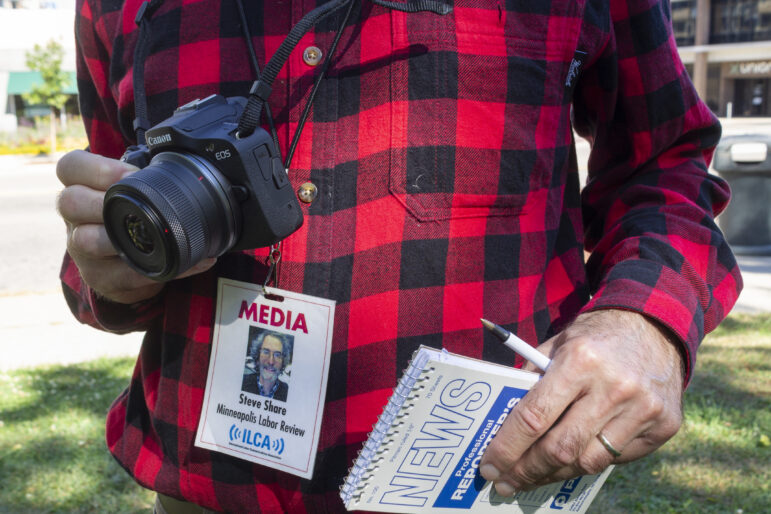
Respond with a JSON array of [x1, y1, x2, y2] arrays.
[[103, 94, 304, 281]]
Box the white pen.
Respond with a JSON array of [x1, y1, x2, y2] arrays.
[[480, 318, 552, 372]]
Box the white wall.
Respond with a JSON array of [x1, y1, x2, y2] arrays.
[[0, 8, 76, 70], [0, 7, 76, 131]]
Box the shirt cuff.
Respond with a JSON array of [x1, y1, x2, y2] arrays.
[[579, 260, 707, 386], [85, 286, 163, 333], [60, 252, 163, 333]]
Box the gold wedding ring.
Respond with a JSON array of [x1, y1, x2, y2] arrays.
[[597, 432, 622, 458]]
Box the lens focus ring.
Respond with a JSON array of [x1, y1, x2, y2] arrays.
[[103, 151, 239, 280], [121, 171, 203, 270]]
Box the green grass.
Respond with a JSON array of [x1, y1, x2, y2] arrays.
[[594, 313, 771, 513], [0, 315, 769, 513], [0, 358, 154, 513]]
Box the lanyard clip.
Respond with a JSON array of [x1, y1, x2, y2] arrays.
[[262, 244, 282, 293]]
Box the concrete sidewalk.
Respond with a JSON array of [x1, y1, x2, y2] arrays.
[[0, 255, 767, 371], [731, 255, 771, 314], [0, 291, 143, 371]]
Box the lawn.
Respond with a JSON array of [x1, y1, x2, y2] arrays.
[[0, 314, 769, 513], [593, 313, 771, 513]]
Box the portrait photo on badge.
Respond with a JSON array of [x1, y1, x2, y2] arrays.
[[242, 327, 294, 402]]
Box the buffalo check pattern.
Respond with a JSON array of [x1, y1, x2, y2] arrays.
[[63, 0, 742, 511]]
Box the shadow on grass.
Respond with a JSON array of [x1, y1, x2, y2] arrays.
[[593, 428, 769, 512], [592, 315, 771, 513], [688, 341, 771, 420], [697, 346, 771, 366], [688, 371, 770, 416], [0, 357, 153, 513], [595, 456, 766, 513], [2, 359, 132, 422]]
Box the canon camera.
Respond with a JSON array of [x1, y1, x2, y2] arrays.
[[102, 94, 304, 281]]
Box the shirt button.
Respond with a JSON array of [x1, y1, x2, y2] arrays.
[[303, 46, 323, 66], [297, 182, 318, 204]]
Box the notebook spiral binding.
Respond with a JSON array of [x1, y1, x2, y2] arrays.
[[340, 349, 434, 505]]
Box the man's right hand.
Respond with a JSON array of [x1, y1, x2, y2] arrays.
[[56, 150, 216, 304]]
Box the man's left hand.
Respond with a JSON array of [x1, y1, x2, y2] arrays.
[[479, 309, 684, 495]]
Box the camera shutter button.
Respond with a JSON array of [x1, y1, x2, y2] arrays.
[[303, 46, 323, 66], [297, 182, 318, 204]]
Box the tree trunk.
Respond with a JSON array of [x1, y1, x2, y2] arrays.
[[49, 108, 57, 156]]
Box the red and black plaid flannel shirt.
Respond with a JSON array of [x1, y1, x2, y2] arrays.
[[64, 0, 742, 510]]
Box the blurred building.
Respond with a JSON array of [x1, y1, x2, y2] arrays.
[[4, 0, 771, 129], [0, 1, 76, 132], [675, 0, 771, 117]]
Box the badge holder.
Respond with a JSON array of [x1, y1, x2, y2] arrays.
[[195, 278, 335, 479]]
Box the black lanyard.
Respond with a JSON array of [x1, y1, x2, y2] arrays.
[[130, 0, 451, 169]]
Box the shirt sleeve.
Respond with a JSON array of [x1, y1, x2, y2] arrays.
[[61, 0, 162, 333], [74, 0, 128, 159], [61, 252, 163, 333], [572, 0, 743, 383]]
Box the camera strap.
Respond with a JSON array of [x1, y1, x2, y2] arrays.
[[233, 0, 282, 163], [132, 0, 164, 145], [235, 0, 354, 139], [131, 0, 452, 153], [131, 1, 284, 158], [235, 0, 452, 144], [283, 0, 357, 170], [238, 0, 451, 289]]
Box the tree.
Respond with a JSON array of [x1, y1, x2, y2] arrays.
[[23, 39, 70, 156]]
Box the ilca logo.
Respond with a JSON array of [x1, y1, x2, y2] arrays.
[[229, 423, 285, 455]]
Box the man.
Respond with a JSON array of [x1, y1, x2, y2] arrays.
[[57, 0, 742, 511], [242, 331, 290, 401]]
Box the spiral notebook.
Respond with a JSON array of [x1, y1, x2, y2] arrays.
[[340, 346, 613, 513]]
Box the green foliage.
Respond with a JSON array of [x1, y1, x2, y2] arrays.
[[0, 120, 87, 155], [22, 39, 70, 111]]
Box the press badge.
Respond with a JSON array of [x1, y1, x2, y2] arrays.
[[195, 278, 335, 479]]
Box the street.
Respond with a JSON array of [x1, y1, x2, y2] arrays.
[[0, 155, 65, 293], [0, 154, 142, 371]]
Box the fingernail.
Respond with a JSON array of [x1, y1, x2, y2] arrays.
[[494, 481, 516, 497], [480, 464, 500, 481]]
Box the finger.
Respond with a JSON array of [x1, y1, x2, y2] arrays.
[[495, 335, 638, 488], [597, 394, 682, 464], [519, 414, 652, 488], [500, 388, 616, 489], [57, 185, 105, 225], [88, 257, 217, 304], [56, 149, 137, 190], [479, 356, 584, 483], [485, 310, 685, 495], [511, 379, 683, 489], [176, 258, 218, 279], [76, 256, 164, 304], [96, 273, 165, 305], [524, 421, 624, 488], [68, 224, 117, 259]]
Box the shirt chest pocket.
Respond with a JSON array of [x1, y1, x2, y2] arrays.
[[386, 4, 580, 221]]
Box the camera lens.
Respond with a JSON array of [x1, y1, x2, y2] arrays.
[[103, 152, 240, 281], [124, 214, 154, 254]]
